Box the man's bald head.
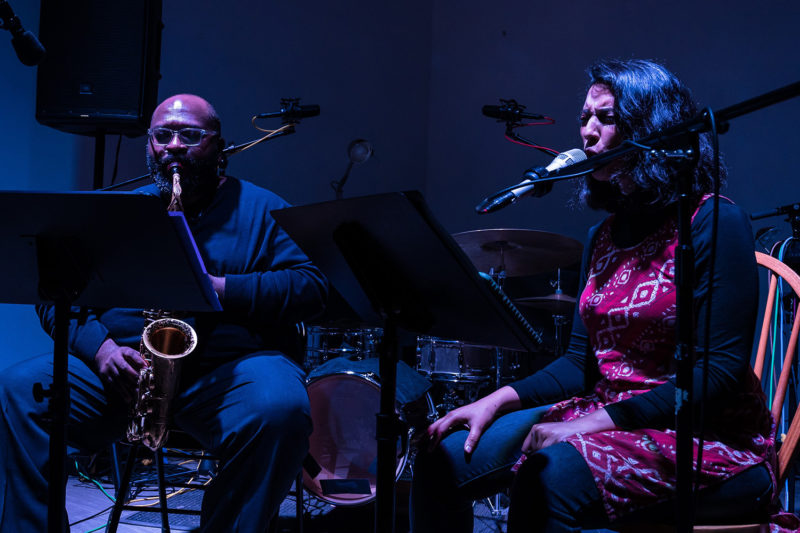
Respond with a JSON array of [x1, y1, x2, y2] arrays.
[[146, 94, 226, 216], [150, 94, 221, 134]]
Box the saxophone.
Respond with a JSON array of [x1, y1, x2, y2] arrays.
[[127, 166, 198, 450], [127, 310, 198, 450]]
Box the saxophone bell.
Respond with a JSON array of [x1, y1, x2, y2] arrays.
[[128, 314, 197, 450]]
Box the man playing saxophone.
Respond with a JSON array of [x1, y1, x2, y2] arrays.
[[0, 94, 328, 532]]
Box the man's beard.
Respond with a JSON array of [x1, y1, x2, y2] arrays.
[[146, 150, 220, 211]]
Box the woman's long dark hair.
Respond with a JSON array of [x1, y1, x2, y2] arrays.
[[577, 59, 725, 212]]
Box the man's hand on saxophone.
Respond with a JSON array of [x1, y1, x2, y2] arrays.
[[93, 338, 147, 404]]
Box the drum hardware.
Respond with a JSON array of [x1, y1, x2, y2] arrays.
[[514, 291, 574, 356], [477, 491, 511, 519], [513, 292, 576, 315], [452, 228, 583, 278], [436, 387, 460, 414], [487, 265, 507, 287], [551, 314, 569, 358], [494, 346, 503, 391], [514, 269, 576, 357], [432, 380, 490, 415]]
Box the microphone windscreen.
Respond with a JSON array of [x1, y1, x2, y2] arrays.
[[482, 105, 504, 119], [290, 105, 320, 118], [562, 148, 588, 164]]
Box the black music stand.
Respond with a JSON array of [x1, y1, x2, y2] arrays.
[[0, 190, 221, 533], [273, 190, 540, 533]]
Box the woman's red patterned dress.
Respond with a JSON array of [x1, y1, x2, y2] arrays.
[[541, 200, 774, 521]]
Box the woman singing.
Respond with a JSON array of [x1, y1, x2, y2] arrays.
[[411, 59, 784, 532]]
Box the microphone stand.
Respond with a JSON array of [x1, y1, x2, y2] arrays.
[[539, 80, 800, 186], [331, 139, 373, 200], [331, 161, 354, 200], [99, 129, 296, 192], [477, 79, 800, 533]]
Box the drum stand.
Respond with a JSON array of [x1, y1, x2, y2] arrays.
[[551, 313, 567, 357], [550, 269, 569, 358], [488, 266, 509, 392], [486, 267, 511, 519]]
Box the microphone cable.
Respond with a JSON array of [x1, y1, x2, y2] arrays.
[[483, 98, 558, 156], [101, 113, 300, 191], [503, 117, 558, 156], [221, 120, 297, 157], [224, 99, 320, 156]]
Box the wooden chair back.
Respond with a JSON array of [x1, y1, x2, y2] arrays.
[[752, 251, 800, 486]]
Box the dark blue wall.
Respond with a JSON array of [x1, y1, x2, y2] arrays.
[[425, 1, 800, 242], [2, 1, 798, 369], [1, 2, 82, 361]]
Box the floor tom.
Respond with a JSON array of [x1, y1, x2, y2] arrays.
[[303, 371, 433, 506]]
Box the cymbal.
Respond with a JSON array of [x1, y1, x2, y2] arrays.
[[514, 293, 576, 315], [452, 228, 583, 277]]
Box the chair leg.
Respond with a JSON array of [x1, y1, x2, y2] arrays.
[[155, 447, 171, 533], [295, 471, 304, 533], [109, 442, 122, 493], [106, 443, 140, 533], [268, 470, 304, 533]]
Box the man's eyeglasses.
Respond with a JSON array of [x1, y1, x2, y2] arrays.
[[148, 127, 217, 146]]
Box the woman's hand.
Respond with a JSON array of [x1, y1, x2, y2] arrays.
[[521, 409, 616, 454], [426, 386, 522, 455]]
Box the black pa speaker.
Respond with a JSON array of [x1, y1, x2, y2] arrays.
[[35, 0, 162, 136]]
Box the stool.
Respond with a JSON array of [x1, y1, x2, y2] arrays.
[[105, 440, 304, 532]]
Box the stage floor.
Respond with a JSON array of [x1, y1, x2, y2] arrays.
[[64, 462, 800, 533], [65, 470, 514, 533]]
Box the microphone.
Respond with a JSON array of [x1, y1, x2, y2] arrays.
[[475, 148, 587, 214], [482, 103, 544, 122], [256, 103, 320, 121], [0, 1, 46, 66]]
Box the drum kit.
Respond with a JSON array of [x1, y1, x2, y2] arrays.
[[301, 228, 582, 506]]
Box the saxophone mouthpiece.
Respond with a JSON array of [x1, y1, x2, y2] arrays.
[[166, 163, 185, 212]]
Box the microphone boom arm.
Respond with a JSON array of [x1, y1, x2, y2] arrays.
[[475, 79, 800, 215], [222, 126, 295, 157], [545, 79, 800, 182], [101, 124, 296, 192]]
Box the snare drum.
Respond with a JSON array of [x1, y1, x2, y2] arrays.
[[303, 371, 434, 506], [416, 336, 526, 384], [305, 326, 382, 371]]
